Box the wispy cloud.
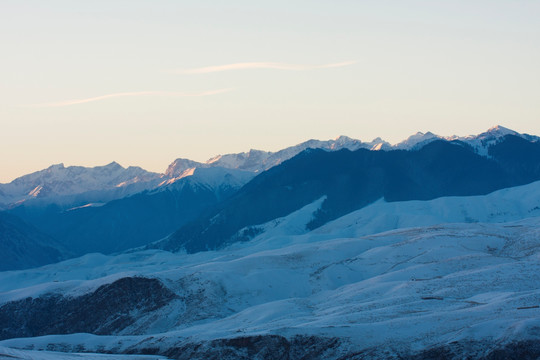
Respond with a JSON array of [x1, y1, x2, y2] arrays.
[[29, 88, 233, 107], [175, 61, 356, 74]]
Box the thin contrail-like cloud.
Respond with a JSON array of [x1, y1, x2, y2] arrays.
[[175, 61, 356, 74], [29, 88, 233, 107]]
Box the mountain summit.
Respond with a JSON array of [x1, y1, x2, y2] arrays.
[[0, 162, 162, 208], [2, 126, 537, 210]]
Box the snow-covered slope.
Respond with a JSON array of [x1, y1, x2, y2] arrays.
[[9, 167, 256, 258], [458, 125, 539, 156], [0, 162, 161, 208], [159, 135, 540, 254], [158, 166, 255, 196], [2, 183, 540, 358], [314, 179, 540, 237], [217, 179, 540, 254], [1, 125, 539, 359], [0, 166, 255, 260], [1, 216, 539, 359], [0, 346, 170, 360]]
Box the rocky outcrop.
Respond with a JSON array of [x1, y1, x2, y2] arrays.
[[0, 277, 176, 340], [336, 340, 540, 360], [159, 335, 342, 360], [24, 335, 540, 360]]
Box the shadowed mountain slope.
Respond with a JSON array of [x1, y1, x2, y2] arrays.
[[0, 211, 69, 271], [10, 168, 254, 255], [157, 135, 540, 253]]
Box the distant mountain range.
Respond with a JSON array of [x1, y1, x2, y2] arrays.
[[2, 126, 540, 359], [0, 162, 162, 209], [9, 167, 254, 256], [155, 133, 540, 253], [2, 125, 535, 209], [1, 125, 539, 268]]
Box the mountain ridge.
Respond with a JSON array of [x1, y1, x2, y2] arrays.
[[3, 125, 536, 210], [1, 127, 540, 358], [0, 211, 70, 271], [155, 134, 540, 253], [3, 126, 539, 262]]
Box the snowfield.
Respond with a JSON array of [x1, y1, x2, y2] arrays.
[[0, 346, 169, 360], [1, 182, 540, 358]]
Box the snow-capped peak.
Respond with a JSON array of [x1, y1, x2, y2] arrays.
[[154, 166, 256, 198], [103, 161, 122, 169], [2, 125, 536, 210], [0, 162, 161, 207], [394, 131, 441, 150], [485, 125, 517, 136], [389, 125, 536, 154], [47, 163, 65, 171], [161, 125, 536, 181], [458, 125, 524, 156], [468, 125, 518, 144], [164, 158, 206, 178], [364, 137, 391, 151], [332, 135, 355, 144], [205, 149, 271, 171]]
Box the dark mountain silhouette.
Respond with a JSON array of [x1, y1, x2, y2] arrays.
[[156, 135, 540, 253], [10, 172, 248, 255], [0, 211, 69, 271]]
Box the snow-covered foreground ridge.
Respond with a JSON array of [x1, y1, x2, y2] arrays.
[[0, 346, 170, 360], [313, 179, 540, 237], [1, 200, 540, 358]]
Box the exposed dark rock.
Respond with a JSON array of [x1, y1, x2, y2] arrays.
[[484, 340, 540, 360], [9, 335, 540, 360], [162, 335, 342, 360], [340, 339, 540, 360], [0, 277, 176, 340]]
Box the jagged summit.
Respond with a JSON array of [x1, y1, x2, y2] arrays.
[[103, 161, 122, 169], [1, 126, 539, 359], [2, 126, 537, 209], [47, 163, 65, 170], [394, 131, 439, 150], [173, 125, 534, 175], [332, 135, 356, 144]]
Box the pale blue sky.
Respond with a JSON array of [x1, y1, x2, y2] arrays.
[[1, 1, 539, 182]]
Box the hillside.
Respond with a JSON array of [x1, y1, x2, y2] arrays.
[[158, 135, 540, 253]]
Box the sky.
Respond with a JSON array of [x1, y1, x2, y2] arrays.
[[1, 0, 539, 182]]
